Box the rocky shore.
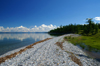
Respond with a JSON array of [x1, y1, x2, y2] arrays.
[[0, 34, 100, 66]]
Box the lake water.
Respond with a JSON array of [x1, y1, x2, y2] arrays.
[[0, 33, 53, 55], [77, 45, 100, 62]]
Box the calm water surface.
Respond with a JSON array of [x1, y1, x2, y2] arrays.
[[0, 33, 53, 55]]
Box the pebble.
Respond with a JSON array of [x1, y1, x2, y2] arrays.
[[0, 34, 100, 66]]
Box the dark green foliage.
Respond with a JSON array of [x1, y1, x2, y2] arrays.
[[95, 24, 99, 34], [83, 18, 99, 35], [49, 24, 84, 34], [83, 25, 89, 35], [49, 18, 99, 36]]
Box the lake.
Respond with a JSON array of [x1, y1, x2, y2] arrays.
[[0, 32, 53, 55]]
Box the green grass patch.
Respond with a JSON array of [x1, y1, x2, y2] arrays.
[[64, 34, 100, 51]]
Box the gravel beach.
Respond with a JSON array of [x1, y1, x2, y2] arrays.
[[0, 34, 100, 66]]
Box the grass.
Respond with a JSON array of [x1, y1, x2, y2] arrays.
[[64, 33, 100, 51]]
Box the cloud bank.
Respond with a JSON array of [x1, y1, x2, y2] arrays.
[[0, 24, 57, 32]]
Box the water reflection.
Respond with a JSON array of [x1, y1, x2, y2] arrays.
[[0, 33, 53, 55], [0, 33, 52, 41]]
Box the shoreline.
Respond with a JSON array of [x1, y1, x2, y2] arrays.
[[0, 38, 52, 64], [0, 45, 27, 58], [0, 34, 100, 66]]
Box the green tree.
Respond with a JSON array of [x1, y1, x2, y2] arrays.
[[95, 24, 99, 34], [85, 18, 95, 35], [83, 25, 89, 35]]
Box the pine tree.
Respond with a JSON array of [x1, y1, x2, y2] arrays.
[[85, 18, 95, 35], [95, 24, 99, 34]]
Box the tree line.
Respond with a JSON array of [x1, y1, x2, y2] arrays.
[[49, 18, 100, 36]]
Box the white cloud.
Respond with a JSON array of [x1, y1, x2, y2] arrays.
[[0, 26, 4, 31], [17, 25, 25, 28], [0, 24, 57, 32], [34, 25, 37, 28], [41, 24, 47, 27], [94, 17, 100, 21]]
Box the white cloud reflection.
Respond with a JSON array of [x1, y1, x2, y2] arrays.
[[0, 33, 53, 41], [0, 24, 57, 32]]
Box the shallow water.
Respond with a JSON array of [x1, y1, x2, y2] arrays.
[[84, 50, 100, 62], [77, 45, 100, 62], [0, 33, 53, 55]]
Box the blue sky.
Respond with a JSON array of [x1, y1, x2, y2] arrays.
[[0, 0, 100, 32]]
